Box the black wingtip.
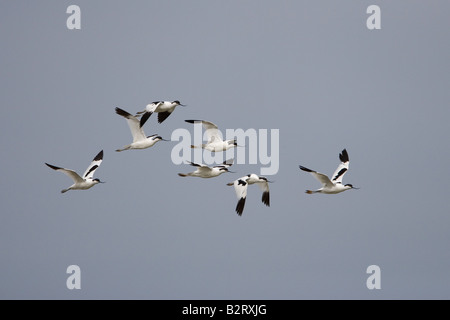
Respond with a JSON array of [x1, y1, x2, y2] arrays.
[[262, 191, 270, 207], [157, 111, 171, 124], [115, 107, 131, 118], [223, 158, 234, 166], [93, 150, 103, 161], [339, 149, 349, 163], [299, 165, 314, 173], [189, 161, 201, 167], [45, 163, 60, 170], [236, 198, 246, 216], [140, 112, 152, 127]]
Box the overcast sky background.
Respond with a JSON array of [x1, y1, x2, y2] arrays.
[[1, 1, 449, 299]]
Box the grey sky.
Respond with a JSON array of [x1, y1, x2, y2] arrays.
[[1, 1, 449, 299]]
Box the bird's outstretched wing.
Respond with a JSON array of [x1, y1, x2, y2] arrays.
[[116, 107, 146, 142], [256, 179, 270, 207], [227, 177, 248, 216], [331, 149, 349, 184], [299, 165, 334, 188], [187, 161, 213, 174], [82, 150, 103, 179], [185, 120, 222, 143], [139, 101, 163, 127], [213, 158, 234, 169], [45, 163, 83, 183], [157, 111, 173, 124]]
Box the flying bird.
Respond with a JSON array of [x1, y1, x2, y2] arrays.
[[178, 159, 234, 178], [115, 107, 168, 152], [299, 148, 359, 194], [227, 174, 271, 216], [185, 119, 238, 152], [136, 100, 186, 126], [45, 150, 104, 193]]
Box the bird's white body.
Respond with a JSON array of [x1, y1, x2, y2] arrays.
[[115, 107, 165, 152], [150, 101, 179, 113], [137, 100, 185, 125], [299, 149, 357, 194], [310, 183, 351, 194], [178, 159, 233, 178], [119, 135, 162, 151], [185, 119, 237, 152], [45, 150, 104, 193], [200, 140, 236, 152], [227, 173, 270, 216]]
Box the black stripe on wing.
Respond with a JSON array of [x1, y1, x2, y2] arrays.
[[140, 112, 152, 127], [84, 165, 98, 178], [339, 149, 349, 163], [157, 111, 172, 124], [237, 179, 247, 186], [262, 191, 270, 207], [187, 161, 202, 167], [236, 198, 246, 216], [332, 168, 347, 182]]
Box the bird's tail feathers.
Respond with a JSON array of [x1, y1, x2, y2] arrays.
[[115, 145, 130, 152]]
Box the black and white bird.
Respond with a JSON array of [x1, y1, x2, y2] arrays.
[[299, 148, 359, 194], [115, 107, 168, 152], [227, 174, 271, 216], [45, 150, 104, 193], [185, 119, 238, 152], [136, 100, 186, 126], [178, 159, 234, 178]]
